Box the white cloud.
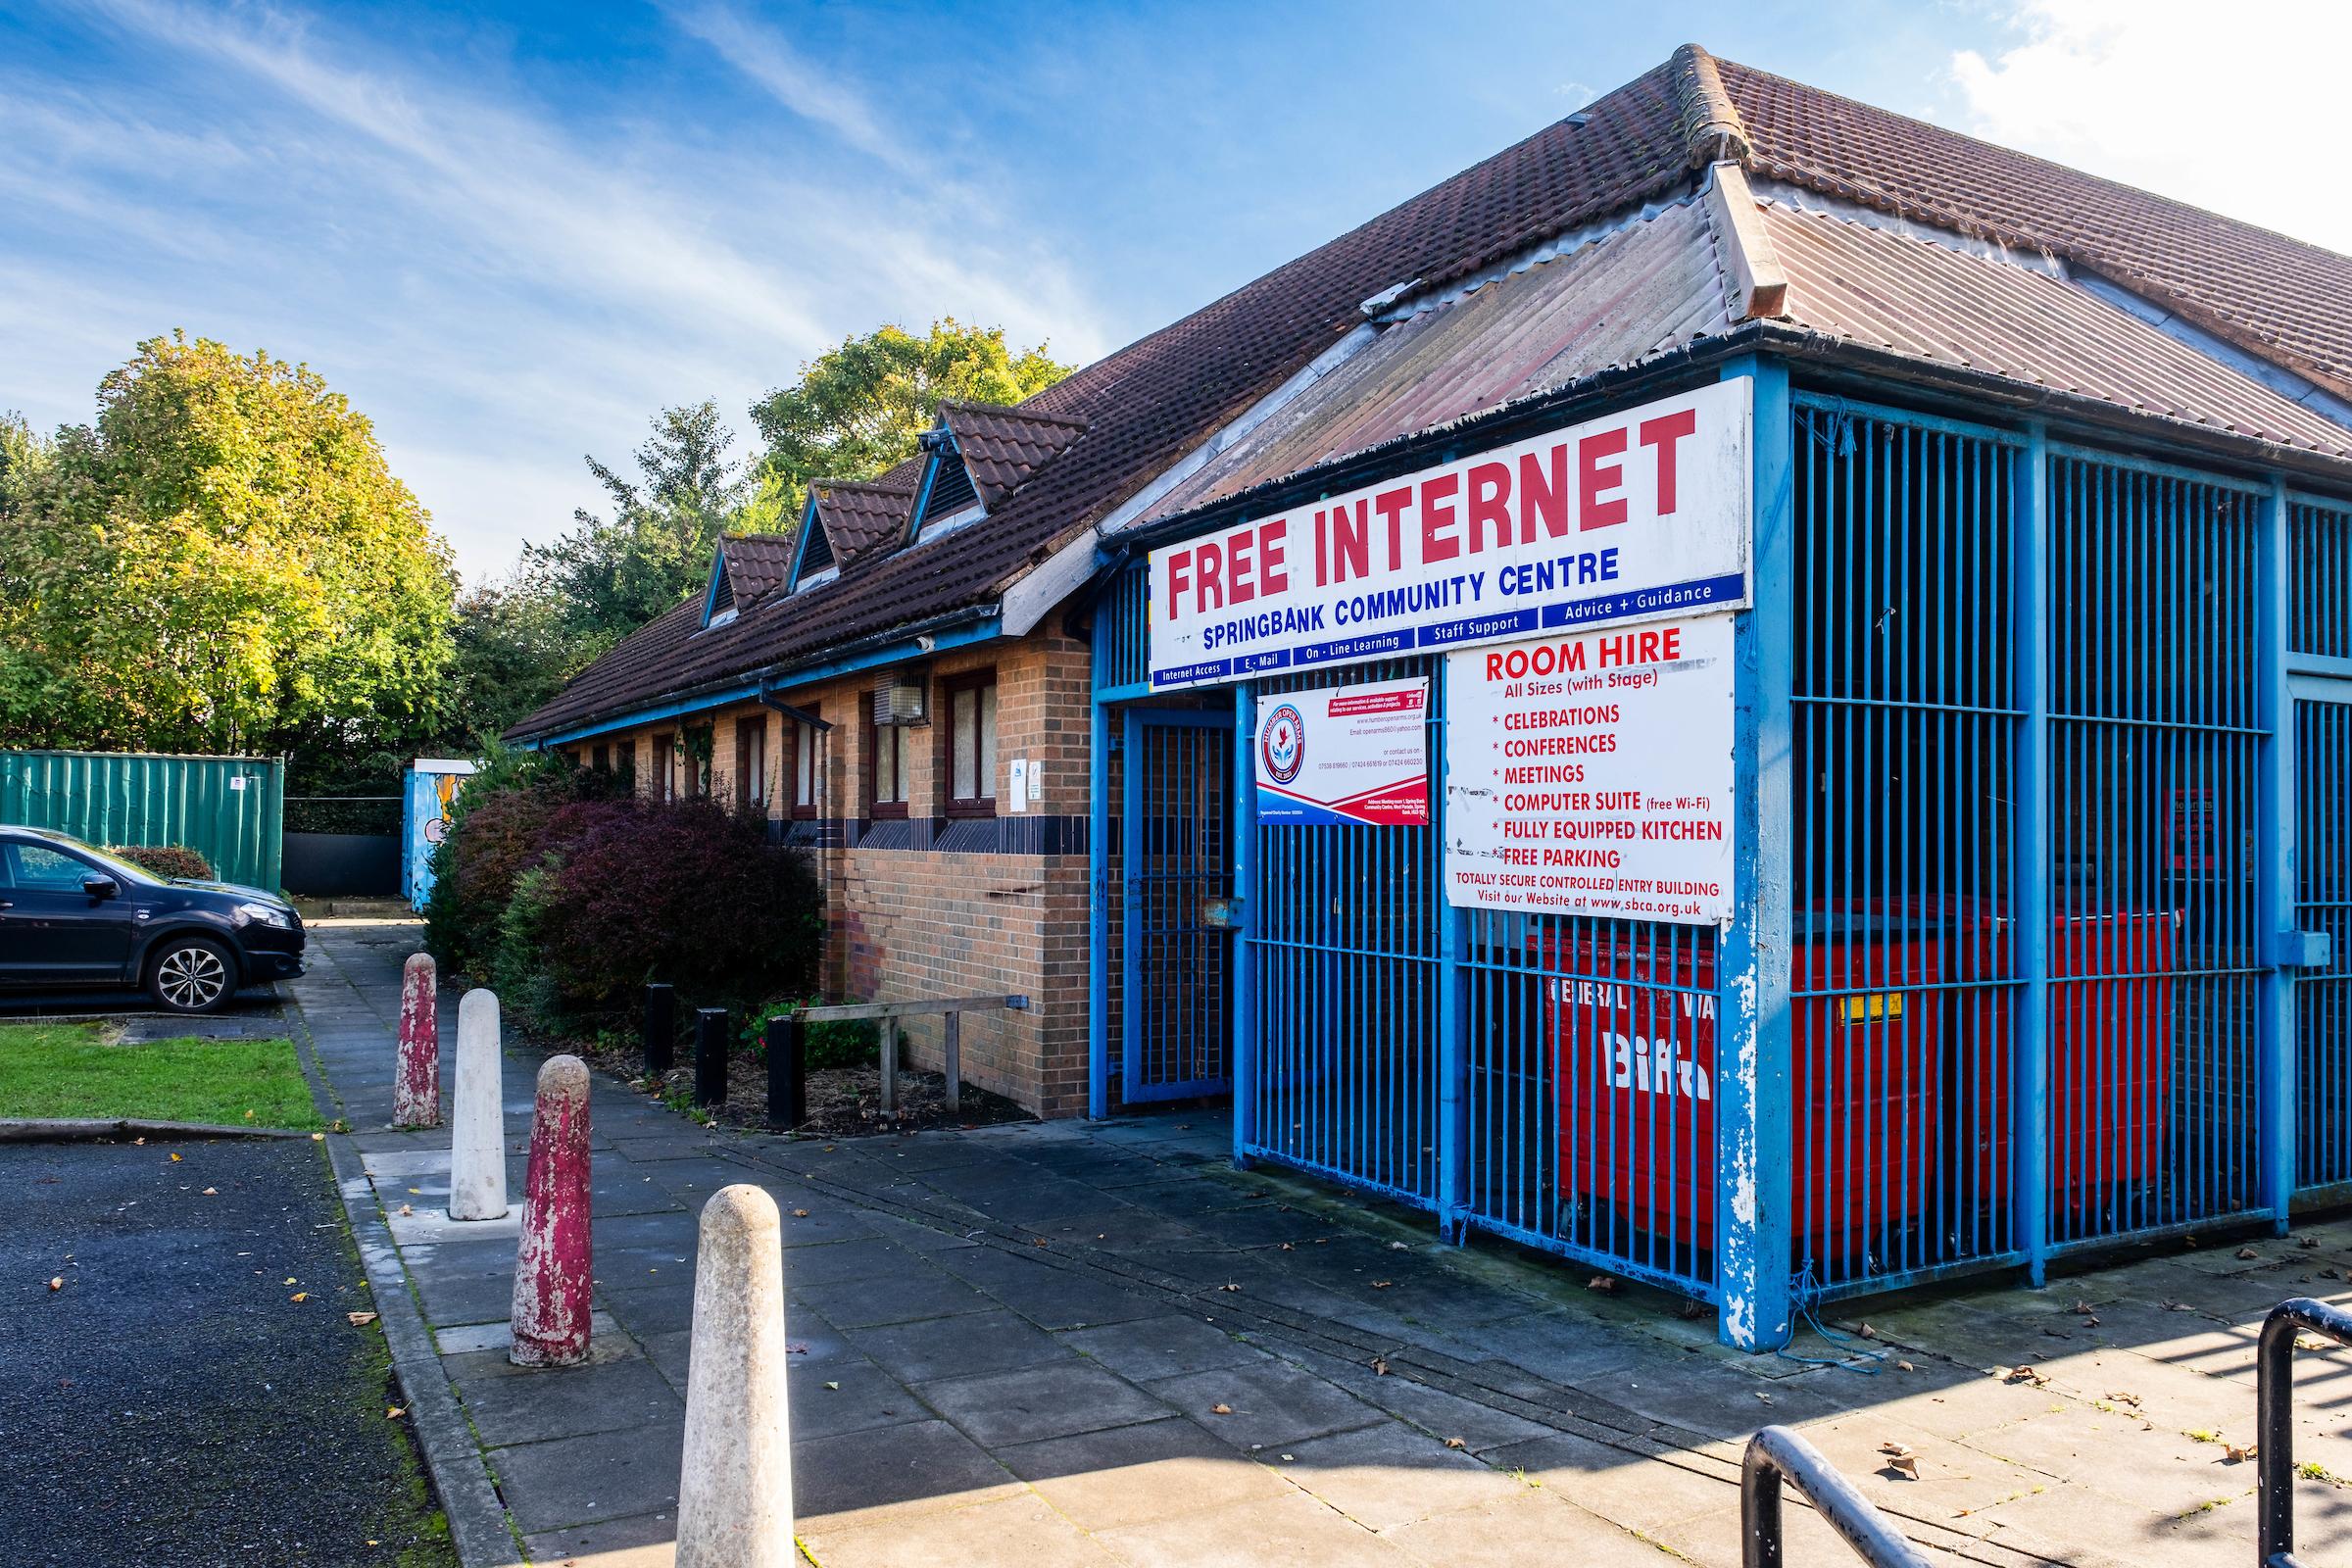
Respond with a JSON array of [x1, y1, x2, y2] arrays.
[[11, 0, 1113, 577], [1951, 0, 2352, 255]]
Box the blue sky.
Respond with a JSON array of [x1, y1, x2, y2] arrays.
[[5, 1, 2345, 580]]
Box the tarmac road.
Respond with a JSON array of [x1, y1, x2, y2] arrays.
[[0, 1137, 455, 1566]]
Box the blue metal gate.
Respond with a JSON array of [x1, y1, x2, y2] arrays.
[[2294, 689, 2352, 1192], [1240, 658, 1445, 1206], [1121, 709, 1234, 1102]]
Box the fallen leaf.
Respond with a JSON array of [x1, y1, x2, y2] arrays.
[[1857, 1322, 1877, 1340], [2300, 1235, 2322, 1250], [1896, 1360, 1916, 1372], [1218, 1283, 1242, 1292], [2042, 1326, 2072, 1340], [1280, 1453, 1295, 1462], [47, 1277, 63, 1292], [290, 1293, 309, 1302], [1210, 1402, 1233, 1415], [2237, 1247, 2261, 1261], [347, 1311, 378, 1326], [386, 1406, 405, 1419], [1586, 1275, 1617, 1293], [132, 1137, 144, 1146], [823, 1381, 840, 1392], [2069, 1298, 2094, 1314], [284, 1277, 298, 1286], [398, 1204, 413, 1216], [793, 1209, 809, 1218], [311, 1133, 325, 1143], [2081, 1315, 2101, 1328], [1372, 1280, 1394, 1290], [786, 1342, 808, 1354], [2225, 1444, 2256, 1463], [1371, 1357, 1390, 1377], [2108, 1391, 2142, 1407], [201, 1188, 218, 1196], [1444, 1437, 1467, 1449], [1880, 1443, 1920, 1481], [169, 1152, 181, 1162], [2002, 1366, 2047, 1388]]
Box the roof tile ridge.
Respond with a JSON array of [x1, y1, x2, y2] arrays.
[[1670, 43, 1750, 167], [939, 398, 1094, 430]]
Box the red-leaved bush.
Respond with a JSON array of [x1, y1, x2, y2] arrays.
[[528, 798, 821, 1019]]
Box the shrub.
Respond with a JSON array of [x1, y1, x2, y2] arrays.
[[528, 798, 822, 1022], [422, 747, 613, 974], [108, 844, 213, 881], [742, 999, 878, 1070]]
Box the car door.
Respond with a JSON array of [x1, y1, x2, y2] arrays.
[[1, 841, 138, 982]]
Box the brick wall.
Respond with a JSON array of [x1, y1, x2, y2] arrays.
[[567, 625, 1098, 1118]]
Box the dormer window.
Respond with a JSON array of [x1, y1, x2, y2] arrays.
[[787, 495, 841, 595], [909, 444, 985, 545]]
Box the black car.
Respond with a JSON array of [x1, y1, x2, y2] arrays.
[[0, 826, 305, 1013]]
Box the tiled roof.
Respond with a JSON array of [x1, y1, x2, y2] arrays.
[[716, 533, 798, 607], [1151, 200, 1737, 517], [508, 53, 1696, 740], [1720, 58, 2352, 401], [938, 402, 1091, 510], [511, 44, 2352, 742], [811, 466, 919, 565]]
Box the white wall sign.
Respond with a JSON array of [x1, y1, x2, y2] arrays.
[[1255, 677, 1429, 826], [1444, 613, 1735, 923], [1147, 379, 1750, 691]]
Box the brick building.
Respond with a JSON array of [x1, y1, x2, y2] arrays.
[[514, 46, 2352, 1344]]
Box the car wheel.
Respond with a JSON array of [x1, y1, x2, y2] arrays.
[[150, 937, 237, 1014]]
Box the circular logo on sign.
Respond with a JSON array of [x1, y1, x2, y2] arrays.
[[1260, 703, 1305, 785]]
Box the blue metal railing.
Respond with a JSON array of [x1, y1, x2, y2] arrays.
[[2045, 456, 2267, 1250], [1742, 1426, 1932, 1568], [1091, 378, 2352, 1334], [1789, 405, 2026, 1294]]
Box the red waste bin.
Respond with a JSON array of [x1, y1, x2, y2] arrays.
[[1970, 909, 2180, 1219], [1542, 913, 1943, 1263]]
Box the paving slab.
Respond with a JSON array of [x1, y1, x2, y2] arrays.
[[1062, 1313, 1271, 1382], [1151, 1358, 1389, 1451], [488, 1418, 686, 1535], [849, 1306, 1074, 1384], [915, 1359, 1175, 1447]]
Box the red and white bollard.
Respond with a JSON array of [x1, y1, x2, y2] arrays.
[[394, 953, 440, 1129], [511, 1054, 593, 1367]]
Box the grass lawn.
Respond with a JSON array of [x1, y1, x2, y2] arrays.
[[0, 1022, 323, 1129]]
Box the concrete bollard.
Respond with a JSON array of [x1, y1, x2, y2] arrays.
[[394, 953, 440, 1129], [677, 1185, 794, 1567], [449, 988, 509, 1221], [511, 1054, 593, 1367]]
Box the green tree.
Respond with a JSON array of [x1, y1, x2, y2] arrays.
[[520, 401, 760, 653], [0, 333, 455, 757], [752, 318, 1070, 516]]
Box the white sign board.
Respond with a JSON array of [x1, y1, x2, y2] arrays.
[[1147, 379, 1750, 691], [1255, 677, 1429, 826], [1444, 614, 1735, 923]]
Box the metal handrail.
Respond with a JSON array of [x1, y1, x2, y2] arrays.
[[2259, 1296, 2352, 1567], [1742, 1426, 1933, 1568]]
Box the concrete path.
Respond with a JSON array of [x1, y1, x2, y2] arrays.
[[292, 919, 2352, 1568]]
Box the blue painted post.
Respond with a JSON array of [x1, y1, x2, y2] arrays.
[[1088, 696, 1112, 1119], [1715, 355, 1794, 1351], [1233, 682, 1258, 1165], [1120, 707, 1146, 1113], [2013, 424, 2052, 1284], [2260, 474, 2296, 1231], [1436, 673, 1467, 1244]]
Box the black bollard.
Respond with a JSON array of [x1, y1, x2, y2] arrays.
[[643, 983, 675, 1077], [765, 1013, 806, 1131], [694, 1006, 728, 1107]]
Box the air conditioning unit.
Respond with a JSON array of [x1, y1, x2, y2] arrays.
[[873, 671, 930, 727]]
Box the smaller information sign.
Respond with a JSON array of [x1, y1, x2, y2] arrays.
[[1444, 614, 1734, 922], [1256, 677, 1430, 826]]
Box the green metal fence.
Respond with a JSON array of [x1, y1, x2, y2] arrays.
[[0, 749, 285, 891]]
